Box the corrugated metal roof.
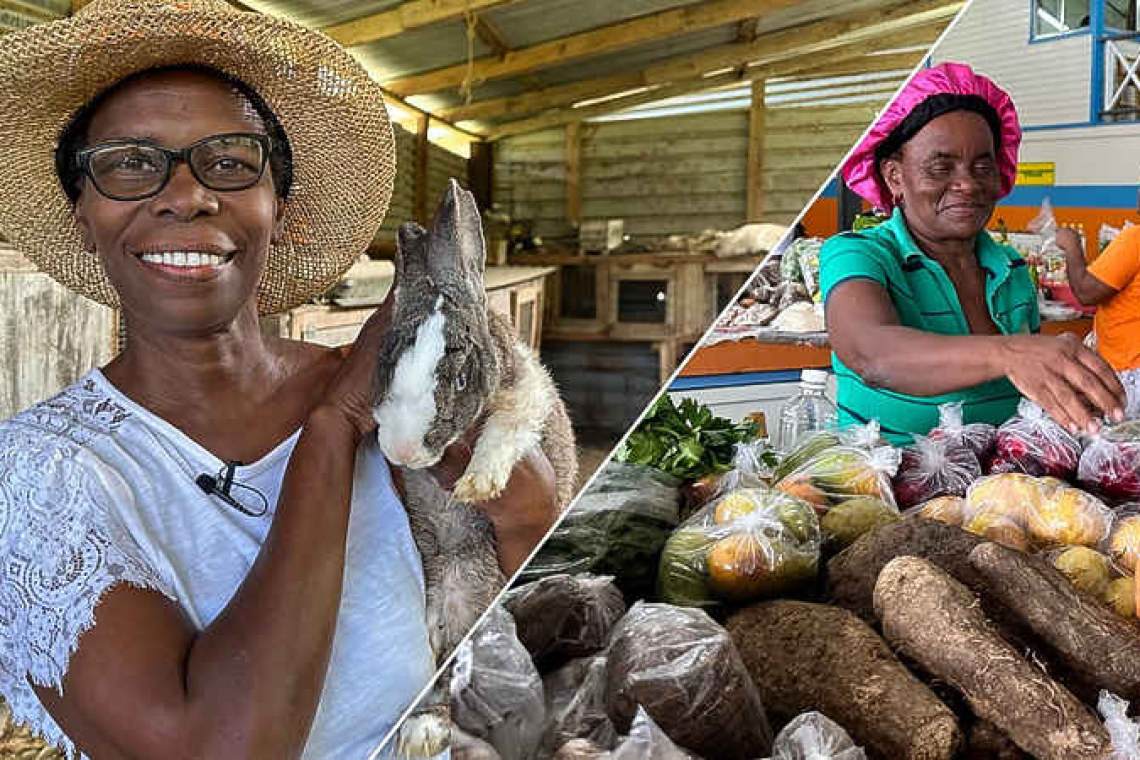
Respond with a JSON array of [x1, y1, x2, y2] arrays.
[[0, 0, 962, 142]]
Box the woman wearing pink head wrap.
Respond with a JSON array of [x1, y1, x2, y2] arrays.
[[819, 62, 1125, 442]]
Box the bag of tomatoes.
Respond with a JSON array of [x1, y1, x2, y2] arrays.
[[656, 486, 821, 608]]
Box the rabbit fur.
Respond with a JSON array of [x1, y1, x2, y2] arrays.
[[373, 180, 576, 758]]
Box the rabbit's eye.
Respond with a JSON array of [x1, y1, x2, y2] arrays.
[[453, 373, 467, 391]]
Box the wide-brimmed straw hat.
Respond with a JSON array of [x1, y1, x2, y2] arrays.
[[0, 0, 395, 315], [841, 62, 1021, 213]]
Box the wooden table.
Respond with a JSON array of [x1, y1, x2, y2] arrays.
[[678, 317, 1095, 378], [260, 264, 556, 352]]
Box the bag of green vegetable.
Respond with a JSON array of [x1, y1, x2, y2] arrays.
[[451, 604, 545, 760], [518, 461, 682, 601], [604, 602, 773, 760], [616, 394, 759, 481], [775, 445, 901, 512], [657, 486, 820, 606]]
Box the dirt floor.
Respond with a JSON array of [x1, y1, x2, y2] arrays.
[[574, 427, 621, 495]]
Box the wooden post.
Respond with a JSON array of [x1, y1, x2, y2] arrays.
[[415, 113, 430, 224], [468, 140, 493, 211], [566, 122, 582, 228], [747, 78, 766, 222]]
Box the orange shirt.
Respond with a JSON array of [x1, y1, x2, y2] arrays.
[[1090, 224, 1140, 371]]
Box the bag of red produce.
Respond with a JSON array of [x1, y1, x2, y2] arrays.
[[988, 400, 1082, 479], [1079, 420, 1140, 504], [892, 434, 982, 509], [929, 401, 997, 461]]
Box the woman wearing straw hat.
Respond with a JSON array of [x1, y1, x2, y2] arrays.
[[0, 1, 557, 757], [821, 62, 1127, 444]]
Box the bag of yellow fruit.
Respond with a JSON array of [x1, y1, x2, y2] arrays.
[[962, 473, 1042, 552], [1025, 483, 1114, 549], [1107, 506, 1140, 575], [656, 487, 821, 608], [774, 444, 901, 512]]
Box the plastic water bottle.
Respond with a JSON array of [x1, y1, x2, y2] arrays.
[[777, 369, 838, 452]]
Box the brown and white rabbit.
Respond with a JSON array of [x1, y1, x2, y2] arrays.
[[372, 179, 577, 757]]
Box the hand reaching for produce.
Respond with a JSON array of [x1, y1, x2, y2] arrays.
[[998, 332, 1126, 435]]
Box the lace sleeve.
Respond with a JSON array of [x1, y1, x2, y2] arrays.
[[0, 424, 175, 758]]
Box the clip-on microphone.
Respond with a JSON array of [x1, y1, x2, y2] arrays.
[[196, 460, 268, 517]]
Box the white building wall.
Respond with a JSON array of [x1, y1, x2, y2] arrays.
[[1021, 124, 1140, 186], [933, 0, 1091, 128]]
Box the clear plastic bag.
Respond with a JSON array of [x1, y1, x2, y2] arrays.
[[988, 400, 1082, 479], [892, 434, 982, 509], [1079, 420, 1140, 504], [519, 461, 682, 601], [1046, 545, 1119, 600], [504, 573, 626, 672], [604, 602, 772, 760], [929, 401, 997, 461], [452, 726, 504, 760], [905, 495, 967, 527], [656, 487, 820, 607], [1099, 691, 1140, 760], [608, 706, 699, 760], [964, 473, 1114, 552], [772, 422, 886, 483], [1107, 506, 1140, 574], [450, 604, 545, 760], [775, 444, 901, 511], [539, 655, 618, 757], [762, 712, 867, 760]]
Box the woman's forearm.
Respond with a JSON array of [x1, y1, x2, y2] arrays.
[[841, 324, 1010, 396], [181, 405, 359, 756]]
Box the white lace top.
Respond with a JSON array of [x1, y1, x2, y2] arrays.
[[0, 370, 436, 759]]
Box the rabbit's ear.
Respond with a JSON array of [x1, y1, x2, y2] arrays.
[[396, 221, 429, 284], [426, 179, 486, 292]]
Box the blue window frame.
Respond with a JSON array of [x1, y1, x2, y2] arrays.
[[1030, 0, 1133, 41]]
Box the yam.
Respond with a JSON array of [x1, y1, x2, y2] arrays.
[[969, 541, 1140, 701], [604, 602, 771, 760], [725, 600, 960, 760], [874, 556, 1110, 760], [963, 720, 1031, 760], [827, 517, 1005, 625]]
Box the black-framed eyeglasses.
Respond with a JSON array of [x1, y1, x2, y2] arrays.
[[76, 132, 273, 201]]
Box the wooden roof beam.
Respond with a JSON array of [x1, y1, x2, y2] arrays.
[[777, 51, 925, 82], [384, 0, 807, 97], [448, 1, 955, 125], [486, 22, 945, 140], [323, 0, 526, 48]]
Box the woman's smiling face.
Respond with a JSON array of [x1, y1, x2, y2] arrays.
[[74, 68, 284, 335], [880, 109, 1001, 243]]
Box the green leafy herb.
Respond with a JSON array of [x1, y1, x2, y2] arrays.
[[616, 394, 760, 480]]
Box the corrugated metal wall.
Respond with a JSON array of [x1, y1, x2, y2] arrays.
[[375, 124, 472, 246], [0, 252, 117, 420], [763, 103, 881, 220], [377, 123, 418, 245], [932, 0, 1091, 128], [494, 103, 884, 241]]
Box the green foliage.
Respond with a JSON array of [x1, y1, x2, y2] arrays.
[[617, 394, 760, 480]]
